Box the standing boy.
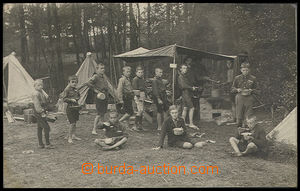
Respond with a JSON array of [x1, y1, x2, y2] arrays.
[[132, 66, 146, 131], [32, 79, 55, 149], [85, 63, 109, 135], [231, 62, 259, 127], [178, 64, 199, 130], [117, 66, 134, 123], [62, 75, 82, 143], [152, 67, 169, 130]]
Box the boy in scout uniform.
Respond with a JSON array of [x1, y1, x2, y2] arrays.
[[231, 62, 259, 128], [117, 66, 134, 123]]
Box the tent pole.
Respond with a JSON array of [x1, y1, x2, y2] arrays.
[[172, 55, 176, 105]]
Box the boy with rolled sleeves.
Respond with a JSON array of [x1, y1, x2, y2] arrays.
[[132, 66, 146, 131], [117, 66, 134, 123], [62, 75, 82, 143], [84, 63, 109, 135], [231, 62, 259, 127], [178, 64, 199, 130], [32, 79, 55, 149], [152, 67, 170, 130]]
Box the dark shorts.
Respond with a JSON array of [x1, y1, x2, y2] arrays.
[[237, 140, 248, 152], [96, 98, 108, 115], [123, 94, 134, 115], [66, 107, 80, 124], [154, 93, 169, 113], [182, 91, 194, 108]]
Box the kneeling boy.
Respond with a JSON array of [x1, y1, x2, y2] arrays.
[[94, 111, 128, 150]]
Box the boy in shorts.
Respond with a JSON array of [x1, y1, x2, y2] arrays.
[[178, 64, 199, 130], [94, 111, 128, 150], [152, 67, 169, 130], [62, 75, 82, 143], [229, 115, 267, 157], [85, 63, 109, 135], [117, 66, 134, 123], [152, 105, 204, 150]]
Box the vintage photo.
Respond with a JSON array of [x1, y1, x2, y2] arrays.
[[3, 3, 297, 188]]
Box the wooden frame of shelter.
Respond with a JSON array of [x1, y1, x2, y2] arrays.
[[114, 44, 238, 104]]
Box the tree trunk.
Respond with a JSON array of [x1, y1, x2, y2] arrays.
[[129, 3, 138, 50], [183, 3, 189, 46], [136, 3, 141, 46], [147, 3, 151, 48], [166, 3, 171, 44], [122, 3, 127, 51], [71, 4, 80, 66], [18, 4, 30, 70], [52, 3, 64, 92]]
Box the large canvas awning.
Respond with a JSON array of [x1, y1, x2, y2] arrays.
[[114, 44, 237, 62]]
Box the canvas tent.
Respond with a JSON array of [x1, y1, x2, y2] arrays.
[[3, 52, 48, 105], [266, 107, 297, 147], [114, 47, 150, 59], [114, 44, 237, 103]]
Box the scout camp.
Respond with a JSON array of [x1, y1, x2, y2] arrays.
[[3, 3, 297, 188]]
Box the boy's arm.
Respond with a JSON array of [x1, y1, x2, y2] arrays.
[[62, 89, 75, 104], [231, 77, 239, 93], [85, 75, 100, 93], [132, 78, 138, 90], [178, 75, 192, 90], [117, 78, 124, 103], [251, 128, 267, 147], [32, 92, 44, 114], [158, 120, 168, 148], [250, 78, 260, 95]]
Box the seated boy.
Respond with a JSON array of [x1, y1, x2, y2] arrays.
[[152, 105, 204, 150], [62, 75, 82, 143], [94, 111, 128, 151], [229, 115, 268, 157]]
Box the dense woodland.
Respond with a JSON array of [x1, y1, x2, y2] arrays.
[[3, 3, 297, 111]]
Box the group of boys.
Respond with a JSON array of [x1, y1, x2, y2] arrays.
[[32, 58, 267, 156]]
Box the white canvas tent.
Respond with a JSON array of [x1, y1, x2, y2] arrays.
[[266, 107, 297, 147], [3, 52, 48, 105]]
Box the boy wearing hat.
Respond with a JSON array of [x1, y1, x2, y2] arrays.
[[132, 66, 146, 131], [62, 75, 82, 143], [117, 66, 134, 123], [231, 62, 259, 127], [229, 115, 267, 157], [85, 62, 109, 135]]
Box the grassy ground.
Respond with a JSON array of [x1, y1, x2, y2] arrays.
[[3, 111, 297, 188]]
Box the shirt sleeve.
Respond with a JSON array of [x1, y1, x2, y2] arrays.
[[252, 127, 267, 148], [117, 78, 124, 102], [62, 89, 73, 104], [32, 92, 44, 114], [178, 75, 192, 90], [132, 78, 138, 90], [152, 79, 160, 99], [85, 75, 97, 90], [158, 120, 168, 148], [231, 77, 239, 93], [251, 78, 260, 95]]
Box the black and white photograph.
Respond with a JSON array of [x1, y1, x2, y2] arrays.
[[3, 3, 297, 188]]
